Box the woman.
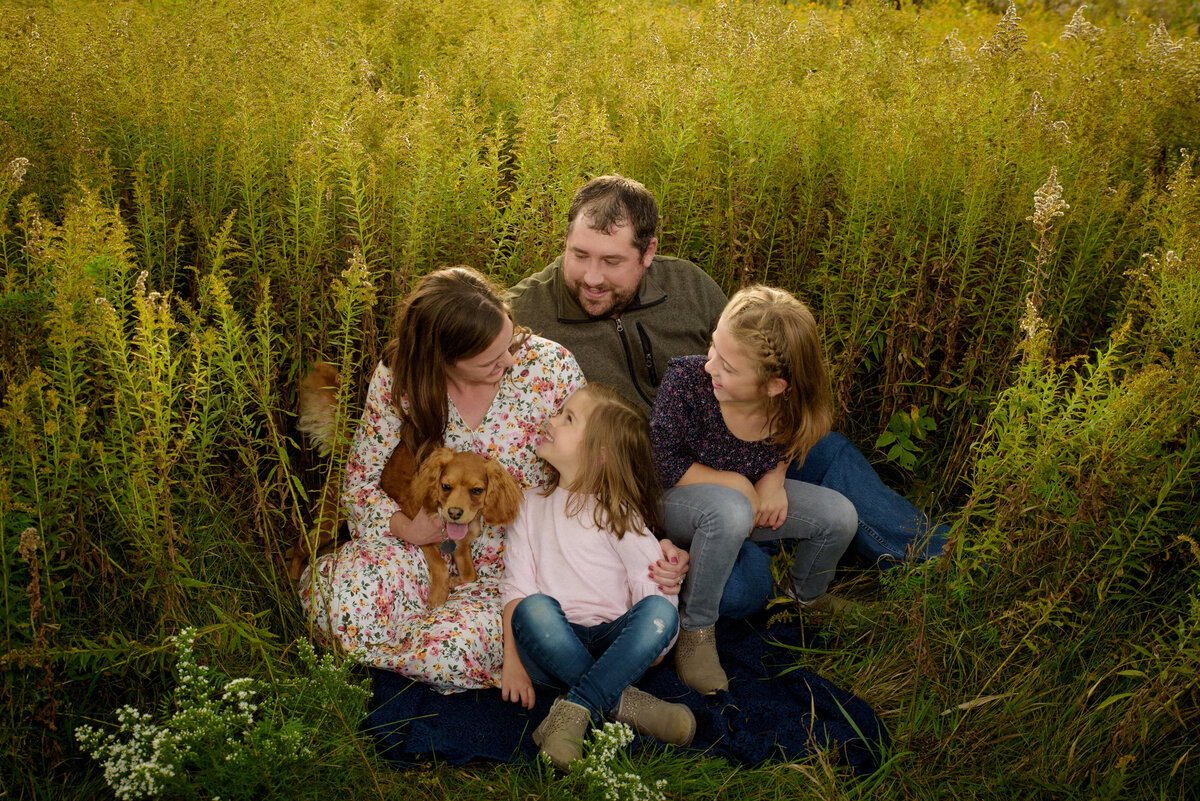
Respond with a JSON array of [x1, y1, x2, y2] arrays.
[[300, 266, 684, 693]]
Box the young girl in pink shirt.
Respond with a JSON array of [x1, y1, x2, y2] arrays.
[[499, 384, 696, 769]]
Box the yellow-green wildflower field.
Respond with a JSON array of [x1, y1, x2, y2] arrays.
[[2, 1, 1198, 798]]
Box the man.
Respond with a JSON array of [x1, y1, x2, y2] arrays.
[[508, 174, 726, 410], [509, 175, 947, 607]]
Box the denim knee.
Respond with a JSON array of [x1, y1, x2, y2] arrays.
[[511, 593, 575, 655], [512, 593, 560, 630], [827, 492, 859, 547], [707, 493, 755, 540], [661, 484, 755, 546], [633, 594, 679, 642], [636, 593, 678, 619], [509, 594, 574, 688]]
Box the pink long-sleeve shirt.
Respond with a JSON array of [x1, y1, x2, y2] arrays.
[[499, 487, 678, 628]]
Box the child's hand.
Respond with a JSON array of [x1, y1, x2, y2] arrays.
[[753, 463, 788, 530], [501, 659, 536, 709], [753, 483, 788, 530], [652, 540, 690, 593]]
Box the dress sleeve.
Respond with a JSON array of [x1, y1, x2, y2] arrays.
[[540, 338, 586, 411], [488, 337, 586, 492], [342, 362, 404, 540], [649, 359, 700, 489]]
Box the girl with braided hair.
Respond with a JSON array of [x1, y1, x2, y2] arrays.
[[650, 286, 858, 695]]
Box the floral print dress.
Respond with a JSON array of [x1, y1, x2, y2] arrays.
[[298, 336, 585, 693]]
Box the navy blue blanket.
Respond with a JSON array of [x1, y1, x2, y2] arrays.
[[365, 612, 888, 775]]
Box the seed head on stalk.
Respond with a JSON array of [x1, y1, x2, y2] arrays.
[[1024, 166, 1070, 313]]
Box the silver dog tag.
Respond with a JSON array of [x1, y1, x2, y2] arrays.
[[440, 539, 457, 555]]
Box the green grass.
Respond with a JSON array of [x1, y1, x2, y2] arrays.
[[2, 0, 1199, 798]]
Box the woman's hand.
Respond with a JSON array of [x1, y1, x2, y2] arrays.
[[389, 507, 445, 546], [651, 539, 690, 594], [501, 658, 536, 709]]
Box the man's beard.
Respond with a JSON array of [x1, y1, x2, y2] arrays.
[[569, 280, 637, 319]]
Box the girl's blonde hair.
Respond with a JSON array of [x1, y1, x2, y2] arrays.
[[721, 285, 833, 466], [543, 384, 661, 539]]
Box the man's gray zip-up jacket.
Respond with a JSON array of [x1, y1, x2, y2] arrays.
[[508, 254, 728, 411]]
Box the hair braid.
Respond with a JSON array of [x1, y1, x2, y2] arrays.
[[720, 286, 832, 465]]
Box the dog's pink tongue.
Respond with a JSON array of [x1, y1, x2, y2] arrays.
[[445, 522, 470, 541]]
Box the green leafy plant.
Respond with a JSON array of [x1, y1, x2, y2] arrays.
[[875, 406, 937, 471]]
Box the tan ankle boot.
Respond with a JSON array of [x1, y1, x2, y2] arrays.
[[532, 697, 591, 770], [801, 592, 854, 615], [611, 687, 696, 746], [674, 626, 728, 695]]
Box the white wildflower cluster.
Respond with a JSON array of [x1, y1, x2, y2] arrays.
[[173, 626, 216, 701], [1048, 120, 1071, 146], [1027, 167, 1070, 233], [1019, 167, 1070, 352], [75, 628, 315, 800], [1060, 6, 1104, 45], [8, 156, 30, 183], [977, 3, 1027, 62], [1023, 92, 1071, 146], [18, 526, 40, 560], [333, 246, 377, 317], [1026, 90, 1044, 118], [936, 29, 968, 63], [75, 707, 178, 801], [1145, 22, 1185, 64], [1140, 22, 1200, 91], [1018, 295, 1046, 342], [220, 677, 259, 728], [800, 10, 827, 44], [1167, 151, 1194, 200], [1142, 249, 1183, 279], [571, 722, 668, 801]]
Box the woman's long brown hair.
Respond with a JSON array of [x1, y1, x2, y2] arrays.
[[381, 266, 525, 462]]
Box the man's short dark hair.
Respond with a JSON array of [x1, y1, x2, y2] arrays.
[[566, 175, 658, 256]]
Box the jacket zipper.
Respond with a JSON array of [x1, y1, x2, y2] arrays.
[[614, 316, 655, 407], [636, 322, 659, 386]]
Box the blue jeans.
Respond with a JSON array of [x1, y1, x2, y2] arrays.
[[790, 432, 949, 565], [510, 594, 679, 720], [719, 540, 775, 619], [660, 480, 857, 630], [719, 433, 952, 616]]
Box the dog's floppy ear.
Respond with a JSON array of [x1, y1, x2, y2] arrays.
[[483, 458, 523, 525], [408, 447, 454, 512]]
